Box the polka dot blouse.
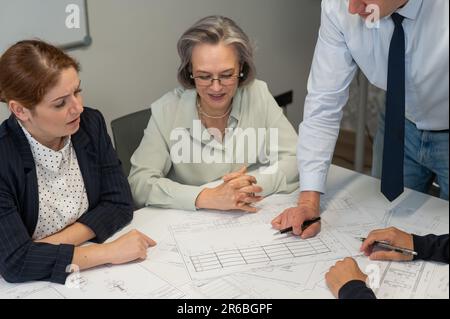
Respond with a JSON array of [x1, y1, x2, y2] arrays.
[[19, 123, 89, 240]]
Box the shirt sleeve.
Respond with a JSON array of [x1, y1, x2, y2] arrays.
[[298, 0, 358, 193], [413, 234, 449, 264], [338, 280, 377, 299], [247, 84, 299, 196], [76, 110, 134, 243], [128, 114, 203, 211]]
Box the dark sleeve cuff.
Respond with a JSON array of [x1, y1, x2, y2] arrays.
[[338, 280, 376, 299], [50, 244, 75, 284], [413, 234, 429, 261], [413, 234, 449, 263]]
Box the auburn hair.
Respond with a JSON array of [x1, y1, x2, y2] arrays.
[[0, 40, 80, 109]]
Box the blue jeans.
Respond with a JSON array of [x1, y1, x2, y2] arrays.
[[372, 112, 449, 200]]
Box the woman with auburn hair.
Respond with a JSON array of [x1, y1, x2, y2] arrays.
[[0, 40, 156, 284]]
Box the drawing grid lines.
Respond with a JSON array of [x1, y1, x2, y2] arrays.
[[190, 238, 331, 272]]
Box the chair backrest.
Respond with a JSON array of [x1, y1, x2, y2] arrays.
[[274, 90, 293, 115], [111, 108, 152, 176]]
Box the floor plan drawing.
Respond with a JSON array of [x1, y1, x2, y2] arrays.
[[171, 218, 354, 280], [1, 178, 448, 299]]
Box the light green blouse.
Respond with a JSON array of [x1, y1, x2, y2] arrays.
[[129, 80, 299, 210]]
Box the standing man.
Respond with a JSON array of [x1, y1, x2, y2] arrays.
[[272, 0, 449, 238]]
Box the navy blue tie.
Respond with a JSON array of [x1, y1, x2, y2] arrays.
[[381, 13, 405, 202]]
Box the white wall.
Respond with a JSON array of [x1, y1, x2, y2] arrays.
[[1, 0, 322, 135], [0, 106, 8, 122]]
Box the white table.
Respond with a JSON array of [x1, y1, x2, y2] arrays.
[[0, 165, 448, 299]]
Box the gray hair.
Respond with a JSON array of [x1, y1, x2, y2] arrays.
[[177, 15, 256, 89]]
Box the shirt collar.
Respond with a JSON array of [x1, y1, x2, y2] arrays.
[[18, 120, 72, 172], [175, 87, 243, 135], [171, 87, 244, 151], [396, 0, 422, 20], [229, 87, 242, 123]]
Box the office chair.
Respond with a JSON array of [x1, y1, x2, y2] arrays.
[[274, 90, 293, 115], [111, 108, 152, 176]]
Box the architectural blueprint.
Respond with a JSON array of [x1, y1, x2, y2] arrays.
[[170, 218, 354, 280], [0, 188, 448, 299]]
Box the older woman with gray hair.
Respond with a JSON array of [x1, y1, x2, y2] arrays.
[[129, 16, 298, 212]]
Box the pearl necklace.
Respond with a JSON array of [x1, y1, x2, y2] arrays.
[[196, 98, 232, 119]]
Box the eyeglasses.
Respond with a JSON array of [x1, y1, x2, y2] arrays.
[[190, 73, 244, 87]]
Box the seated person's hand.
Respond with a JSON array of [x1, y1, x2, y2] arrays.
[[222, 165, 248, 182], [271, 192, 321, 239], [325, 257, 367, 298], [196, 167, 264, 212], [106, 230, 157, 264], [360, 227, 414, 261]]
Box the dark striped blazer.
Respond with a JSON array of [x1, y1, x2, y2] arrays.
[[0, 107, 134, 284]]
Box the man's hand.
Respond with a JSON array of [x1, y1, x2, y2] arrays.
[[360, 227, 414, 261], [325, 257, 367, 298], [271, 191, 321, 239]]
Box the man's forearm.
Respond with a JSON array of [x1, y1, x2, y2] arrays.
[[298, 191, 321, 213], [413, 234, 450, 263]]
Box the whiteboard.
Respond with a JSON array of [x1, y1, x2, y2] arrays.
[[0, 0, 91, 53]]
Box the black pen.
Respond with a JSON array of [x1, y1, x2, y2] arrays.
[[274, 217, 321, 235], [358, 237, 418, 256]]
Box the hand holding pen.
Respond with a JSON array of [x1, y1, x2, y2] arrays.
[[360, 227, 416, 261], [274, 217, 321, 235], [271, 192, 321, 239]]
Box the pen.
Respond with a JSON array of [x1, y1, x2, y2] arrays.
[[274, 217, 321, 235], [358, 237, 418, 256]]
